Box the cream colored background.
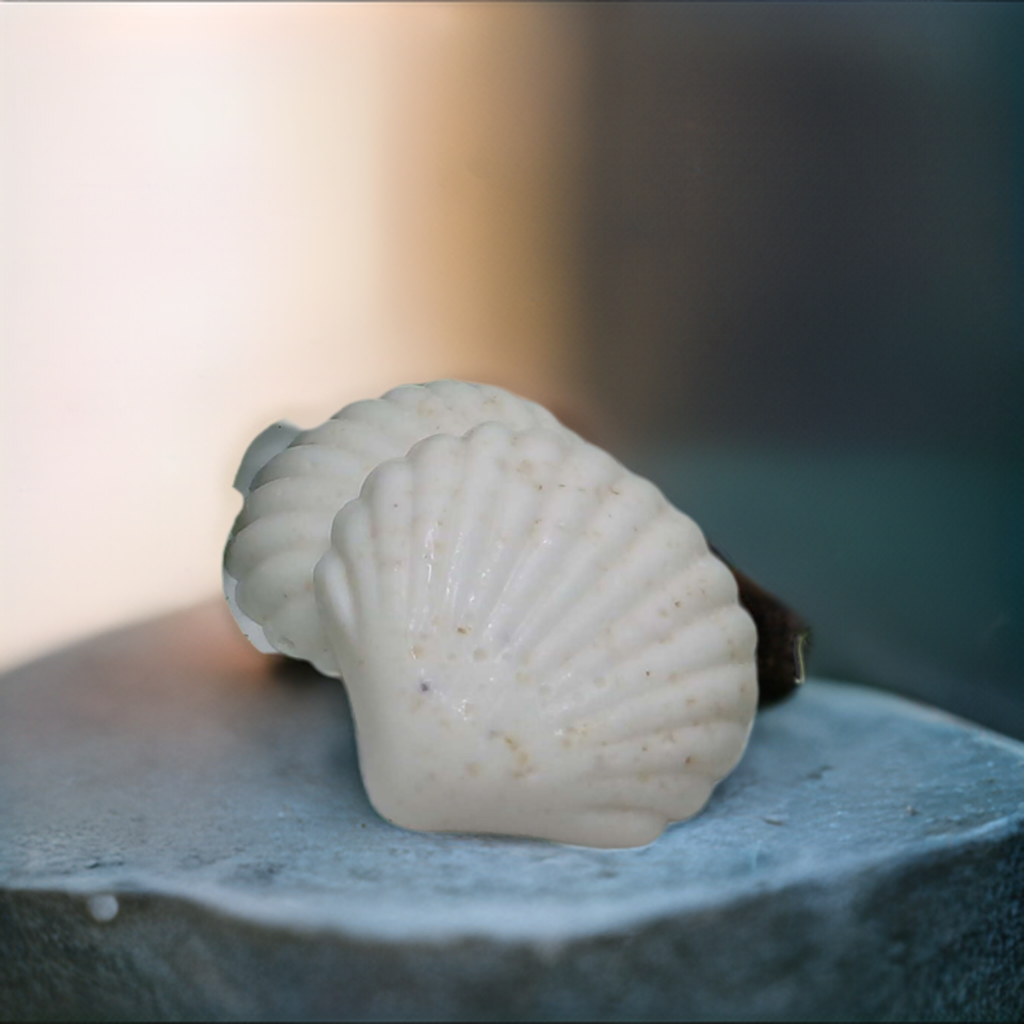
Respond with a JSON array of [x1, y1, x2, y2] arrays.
[[0, 4, 585, 670]]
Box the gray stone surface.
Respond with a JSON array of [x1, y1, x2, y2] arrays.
[[1, 602, 1023, 1021]]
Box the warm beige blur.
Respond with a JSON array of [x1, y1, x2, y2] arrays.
[[0, 4, 586, 670]]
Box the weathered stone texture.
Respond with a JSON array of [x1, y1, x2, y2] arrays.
[[2, 604, 1022, 1020]]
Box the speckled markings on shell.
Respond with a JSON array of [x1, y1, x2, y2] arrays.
[[223, 381, 578, 676], [224, 381, 758, 848], [313, 421, 757, 848]]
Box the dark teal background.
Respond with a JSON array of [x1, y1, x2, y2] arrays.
[[574, 3, 1023, 737]]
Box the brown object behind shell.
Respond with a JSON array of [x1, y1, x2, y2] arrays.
[[711, 546, 811, 707]]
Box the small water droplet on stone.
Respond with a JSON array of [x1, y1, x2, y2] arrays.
[[87, 893, 119, 923]]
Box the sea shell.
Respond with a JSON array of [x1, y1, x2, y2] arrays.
[[314, 421, 757, 848], [224, 381, 579, 675]]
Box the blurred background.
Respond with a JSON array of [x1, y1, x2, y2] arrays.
[[2, 4, 1021, 736]]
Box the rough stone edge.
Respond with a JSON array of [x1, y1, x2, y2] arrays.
[[7, 675, 1023, 949], [2, 821, 1021, 1023]]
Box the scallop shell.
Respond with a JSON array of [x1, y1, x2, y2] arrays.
[[314, 421, 758, 848], [224, 381, 578, 675]]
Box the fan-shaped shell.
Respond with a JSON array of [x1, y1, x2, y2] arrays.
[[315, 422, 758, 848], [223, 381, 578, 675]]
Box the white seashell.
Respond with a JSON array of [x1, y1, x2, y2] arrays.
[[224, 381, 579, 675], [314, 421, 758, 848]]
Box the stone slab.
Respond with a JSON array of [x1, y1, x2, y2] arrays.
[[1, 602, 1022, 1021]]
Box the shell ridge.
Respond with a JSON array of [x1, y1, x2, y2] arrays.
[[261, 592, 325, 662], [431, 381, 549, 431], [480, 428, 611, 648], [528, 521, 707, 680], [567, 549, 728, 676], [379, 382, 430, 407], [466, 436, 549, 638], [404, 448, 429, 639], [226, 381, 583, 676], [575, 704, 755, 778], [480, 522, 545, 653], [437, 434, 478, 627], [313, 546, 357, 664], [333, 397, 407, 429], [425, 380, 484, 417], [511, 476, 679, 671], [225, 512, 328, 581], [302, 418, 414, 465], [407, 445, 435, 639], [403, 458, 419, 637], [408, 434, 461, 637], [588, 752, 744, 784], [549, 599, 751, 725], [394, 381, 483, 425], [565, 654, 756, 742], [336, 401, 432, 457], [331, 501, 379, 644], [494, 453, 628, 663], [234, 548, 322, 622], [420, 435, 467, 627], [484, 387, 561, 432], [367, 460, 414, 620], [474, 442, 562, 649], [446, 425, 510, 627], [226, 382, 762, 847], [519, 523, 680, 677], [486, 438, 595, 656], [251, 445, 368, 493], [233, 555, 333, 671], [587, 704, 754, 759], [239, 475, 357, 531]]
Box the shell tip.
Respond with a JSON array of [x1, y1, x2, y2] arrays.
[[233, 420, 302, 496]]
